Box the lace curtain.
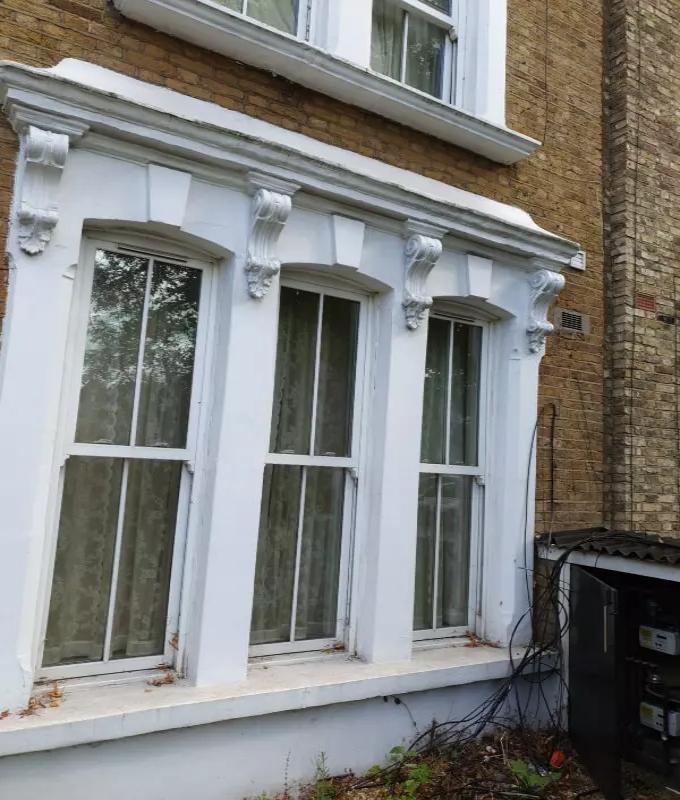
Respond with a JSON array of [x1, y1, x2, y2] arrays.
[[371, 0, 447, 98], [44, 250, 200, 668], [218, 0, 298, 34], [251, 287, 358, 647]]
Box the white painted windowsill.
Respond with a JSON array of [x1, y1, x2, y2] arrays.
[[112, 0, 538, 165], [0, 646, 523, 757]]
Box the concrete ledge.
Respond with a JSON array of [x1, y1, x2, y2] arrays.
[[0, 645, 523, 756]]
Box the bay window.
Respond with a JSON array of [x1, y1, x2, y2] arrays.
[[371, 0, 459, 102], [414, 314, 484, 639], [40, 241, 209, 678], [250, 283, 365, 656]]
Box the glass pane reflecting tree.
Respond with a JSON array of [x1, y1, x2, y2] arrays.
[[44, 245, 205, 674]]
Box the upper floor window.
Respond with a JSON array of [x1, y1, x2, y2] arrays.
[[218, 0, 309, 37], [371, 0, 458, 102], [114, 0, 528, 161]]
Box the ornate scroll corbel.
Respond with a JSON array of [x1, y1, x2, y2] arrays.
[[245, 174, 298, 299], [16, 126, 70, 255], [403, 229, 444, 330], [527, 268, 566, 353]]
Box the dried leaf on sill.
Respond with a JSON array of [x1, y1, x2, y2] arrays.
[[464, 632, 500, 649], [19, 682, 63, 717], [147, 669, 177, 688]]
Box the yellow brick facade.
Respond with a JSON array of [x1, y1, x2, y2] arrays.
[[0, 0, 606, 531]]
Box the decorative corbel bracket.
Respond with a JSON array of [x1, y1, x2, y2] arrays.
[[245, 172, 299, 299], [16, 126, 70, 255], [8, 108, 88, 256], [403, 221, 446, 330], [527, 268, 566, 353]]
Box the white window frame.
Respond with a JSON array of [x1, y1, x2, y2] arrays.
[[372, 0, 461, 105], [226, 0, 313, 39], [113, 0, 533, 162], [37, 235, 214, 681], [413, 309, 489, 643], [249, 276, 369, 659]]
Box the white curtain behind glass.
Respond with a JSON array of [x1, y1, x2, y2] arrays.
[[371, 0, 403, 81], [44, 251, 201, 668], [251, 288, 359, 647], [248, 0, 298, 34]]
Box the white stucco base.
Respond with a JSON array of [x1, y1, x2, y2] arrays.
[[0, 60, 568, 789], [0, 676, 549, 800]]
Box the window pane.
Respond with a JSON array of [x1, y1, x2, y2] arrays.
[[405, 14, 446, 98], [421, 317, 450, 464], [314, 296, 360, 457], [270, 288, 319, 454], [43, 457, 124, 667], [437, 476, 471, 628], [216, 0, 241, 9], [295, 468, 345, 641], [247, 0, 298, 34], [110, 460, 182, 660], [76, 250, 148, 445], [371, 0, 404, 81], [251, 465, 303, 645], [136, 263, 202, 448], [422, 0, 450, 10], [413, 473, 437, 631], [450, 323, 482, 466]]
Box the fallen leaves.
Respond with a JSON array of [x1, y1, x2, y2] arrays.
[[464, 632, 500, 648], [147, 668, 176, 688], [18, 682, 63, 717]]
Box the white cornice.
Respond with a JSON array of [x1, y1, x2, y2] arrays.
[[112, 0, 538, 165], [0, 60, 579, 268]]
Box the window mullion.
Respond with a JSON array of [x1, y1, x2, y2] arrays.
[[289, 467, 308, 643], [432, 475, 442, 631], [400, 11, 409, 84], [445, 320, 454, 465], [102, 459, 130, 662], [242, 0, 248, 15], [129, 259, 155, 447], [297, 0, 311, 40], [308, 293, 324, 456]]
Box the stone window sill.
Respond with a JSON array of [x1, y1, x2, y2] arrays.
[[0, 645, 524, 757], [112, 0, 539, 165]]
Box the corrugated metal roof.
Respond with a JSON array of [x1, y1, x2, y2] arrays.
[[537, 527, 680, 566]]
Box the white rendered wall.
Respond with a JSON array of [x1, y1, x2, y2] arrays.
[[0, 139, 553, 708], [0, 71, 572, 778], [0, 679, 550, 800]]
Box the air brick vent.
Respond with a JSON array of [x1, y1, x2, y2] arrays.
[[554, 307, 590, 335]]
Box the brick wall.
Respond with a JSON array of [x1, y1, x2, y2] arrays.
[[0, 0, 606, 530], [604, 0, 680, 534]]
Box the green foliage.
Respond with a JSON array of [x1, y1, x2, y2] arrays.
[[384, 746, 433, 800], [309, 753, 337, 800], [388, 745, 408, 763], [509, 759, 561, 793]]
